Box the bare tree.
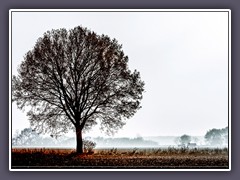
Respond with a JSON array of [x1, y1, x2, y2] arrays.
[[12, 26, 144, 153]]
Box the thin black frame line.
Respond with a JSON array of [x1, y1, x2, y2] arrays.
[[11, 165, 229, 169]]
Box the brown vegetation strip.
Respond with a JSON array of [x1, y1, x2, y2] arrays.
[[11, 148, 229, 169]]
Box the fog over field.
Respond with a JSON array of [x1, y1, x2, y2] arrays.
[[12, 127, 228, 149], [11, 11, 229, 144]]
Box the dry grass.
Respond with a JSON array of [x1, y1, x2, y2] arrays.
[[11, 148, 229, 169], [12, 148, 75, 155]]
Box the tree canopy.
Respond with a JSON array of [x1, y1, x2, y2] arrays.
[[12, 26, 144, 153], [176, 134, 191, 146], [12, 128, 41, 146], [204, 127, 228, 146]]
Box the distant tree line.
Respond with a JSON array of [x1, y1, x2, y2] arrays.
[[91, 136, 158, 148], [175, 126, 228, 147], [13, 126, 228, 148], [204, 127, 228, 146], [12, 128, 73, 147], [12, 128, 158, 148]]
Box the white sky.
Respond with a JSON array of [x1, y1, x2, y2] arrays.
[[11, 10, 229, 138]]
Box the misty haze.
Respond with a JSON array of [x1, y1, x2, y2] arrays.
[[12, 127, 228, 149]]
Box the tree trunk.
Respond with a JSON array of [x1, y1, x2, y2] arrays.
[[76, 126, 83, 154]]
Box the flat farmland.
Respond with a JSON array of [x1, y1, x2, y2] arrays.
[[11, 148, 229, 169]]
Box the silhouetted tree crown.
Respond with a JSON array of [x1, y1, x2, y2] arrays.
[[12, 26, 144, 153], [179, 134, 191, 145], [204, 127, 228, 146]]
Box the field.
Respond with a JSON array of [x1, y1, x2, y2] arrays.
[[11, 147, 229, 169]]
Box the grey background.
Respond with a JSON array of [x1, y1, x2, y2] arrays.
[[0, 0, 238, 179]]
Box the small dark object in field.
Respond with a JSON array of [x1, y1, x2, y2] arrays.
[[83, 140, 96, 154]]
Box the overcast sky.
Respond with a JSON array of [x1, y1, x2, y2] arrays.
[[11, 10, 229, 138]]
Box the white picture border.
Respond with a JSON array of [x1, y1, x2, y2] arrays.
[[9, 9, 231, 171]]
